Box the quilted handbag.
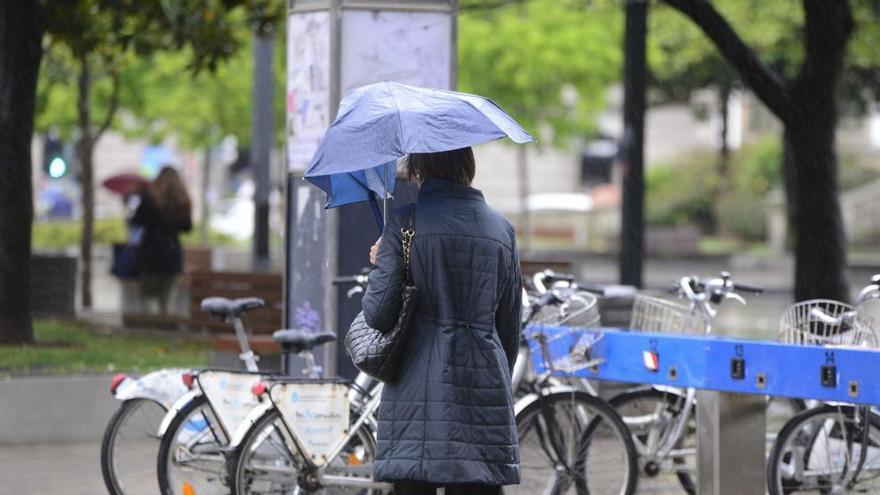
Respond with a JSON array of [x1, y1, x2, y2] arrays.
[[345, 208, 418, 383]]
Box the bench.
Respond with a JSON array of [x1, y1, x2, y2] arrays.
[[188, 271, 283, 335]]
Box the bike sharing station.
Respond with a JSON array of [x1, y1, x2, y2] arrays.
[[531, 283, 880, 494]]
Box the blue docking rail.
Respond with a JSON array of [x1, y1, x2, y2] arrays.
[[530, 326, 880, 406]]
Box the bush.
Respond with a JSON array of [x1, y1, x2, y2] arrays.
[[647, 137, 780, 240], [646, 135, 880, 242], [645, 156, 717, 230]]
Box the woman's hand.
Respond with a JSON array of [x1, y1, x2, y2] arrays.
[[369, 238, 382, 265]]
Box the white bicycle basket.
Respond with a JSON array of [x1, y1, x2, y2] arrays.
[[779, 299, 878, 347], [629, 294, 709, 334], [530, 289, 601, 328]]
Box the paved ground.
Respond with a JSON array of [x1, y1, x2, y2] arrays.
[[0, 442, 115, 495]]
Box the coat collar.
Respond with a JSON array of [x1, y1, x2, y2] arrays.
[[418, 177, 485, 202]]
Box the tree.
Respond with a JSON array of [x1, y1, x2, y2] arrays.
[[660, 0, 880, 302], [0, 3, 44, 344], [648, 3, 801, 234], [42, 1, 282, 309], [459, 0, 622, 244], [1, 1, 280, 343]]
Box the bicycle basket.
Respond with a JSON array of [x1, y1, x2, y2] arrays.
[[528, 325, 605, 373], [779, 299, 878, 347], [629, 294, 709, 334], [530, 289, 601, 328]]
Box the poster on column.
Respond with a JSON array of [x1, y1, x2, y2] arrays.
[[287, 11, 331, 172], [340, 11, 452, 93]]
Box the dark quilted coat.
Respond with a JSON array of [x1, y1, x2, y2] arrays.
[[362, 177, 522, 486]]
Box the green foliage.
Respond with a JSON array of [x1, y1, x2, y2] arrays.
[[0, 319, 209, 376], [36, 1, 287, 150], [119, 26, 287, 150], [649, 0, 804, 103], [458, 1, 622, 146]]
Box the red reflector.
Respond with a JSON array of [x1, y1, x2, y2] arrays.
[[110, 373, 127, 395], [181, 372, 194, 389], [643, 351, 659, 371], [251, 382, 267, 397]]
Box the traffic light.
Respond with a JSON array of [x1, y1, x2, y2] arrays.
[[43, 134, 68, 179]]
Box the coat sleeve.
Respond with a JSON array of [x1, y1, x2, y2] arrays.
[[361, 208, 408, 333], [496, 233, 523, 373]]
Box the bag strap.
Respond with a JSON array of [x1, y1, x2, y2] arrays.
[[400, 205, 416, 283]]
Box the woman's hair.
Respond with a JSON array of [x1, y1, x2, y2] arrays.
[[150, 165, 192, 226], [405, 147, 476, 186]]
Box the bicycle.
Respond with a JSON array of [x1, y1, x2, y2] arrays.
[[509, 278, 639, 495], [767, 275, 880, 494], [225, 272, 385, 495], [155, 297, 271, 495], [101, 297, 265, 495]]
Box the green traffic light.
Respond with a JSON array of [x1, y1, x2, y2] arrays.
[[48, 157, 67, 178]]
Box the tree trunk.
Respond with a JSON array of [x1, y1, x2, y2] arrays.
[[619, 0, 647, 288], [517, 144, 530, 249], [200, 147, 211, 244], [782, 0, 852, 302], [0, 3, 43, 344], [712, 83, 731, 235], [783, 95, 849, 302], [77, 55, 94, 309]]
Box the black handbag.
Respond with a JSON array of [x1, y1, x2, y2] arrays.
[[344, 208, 418, 383]]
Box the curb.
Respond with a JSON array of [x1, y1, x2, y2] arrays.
[[0, 375, 117, 445]]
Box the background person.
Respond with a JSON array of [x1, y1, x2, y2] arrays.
[[131, 165, 193, 315], [362, 147, 523, 495]]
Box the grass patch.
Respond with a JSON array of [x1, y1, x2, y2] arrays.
[[32, 218, 242, 250], [0, 319, 210, 376]]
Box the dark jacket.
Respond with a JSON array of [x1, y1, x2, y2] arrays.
[[130, 194, 192, 275], [362, 177, 522, 486]]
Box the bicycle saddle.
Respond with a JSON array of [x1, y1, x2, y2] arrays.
[[272, 329, 337, 353], [200, 297, 266, 318]]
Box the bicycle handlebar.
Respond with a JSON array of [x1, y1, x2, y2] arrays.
[[730, 282, 764, 294]]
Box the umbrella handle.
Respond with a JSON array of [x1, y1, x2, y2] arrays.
[[368, 192, 384, 234]]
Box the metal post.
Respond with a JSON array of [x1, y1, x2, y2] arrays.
[[619, 0, 646, 288], [696, 391, 766, 494], [252, 24, 274, 271]]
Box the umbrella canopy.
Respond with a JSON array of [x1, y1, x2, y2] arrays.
[[307, 161, 396, 209], [102, 173, 149, 195], [304, 81, 534, 179]]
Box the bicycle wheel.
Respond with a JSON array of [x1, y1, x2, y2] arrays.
[[101, 398, 168, 495], [610, 388, 696, 494], [230, 408, 380, 495], [767, 397, 806, 445], [510, 389, 637, 495], [768, 405, 880, 494], [157, 395, 230, 495]]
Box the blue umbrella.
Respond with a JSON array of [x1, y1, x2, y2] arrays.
[[306, 81, 534, 178], [307, 161, 396, 231], [304, 81, 534, 230]]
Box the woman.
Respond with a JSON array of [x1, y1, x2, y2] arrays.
[[362, 147, 522, 495], [131, 166, 193, 314]]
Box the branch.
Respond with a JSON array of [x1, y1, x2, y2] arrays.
[[661, 0, 792, 124], [95, 68, 120, 140]]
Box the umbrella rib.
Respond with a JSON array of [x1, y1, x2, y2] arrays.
[[387, 82, 405, 154]]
